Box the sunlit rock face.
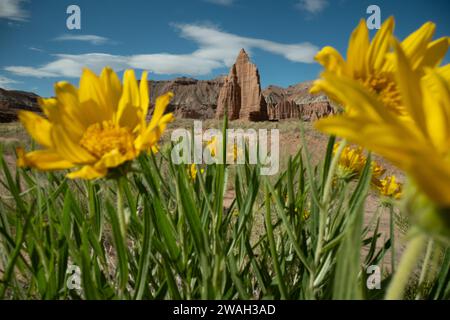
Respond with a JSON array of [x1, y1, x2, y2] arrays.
[[216, 49, 268, 121]]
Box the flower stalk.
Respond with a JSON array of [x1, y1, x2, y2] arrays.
[[315, 139, 347, 266], [116, 177, 127, 239], [385, 228, 427, 300]]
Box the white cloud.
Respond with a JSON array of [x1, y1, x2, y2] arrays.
[[176, 24, 318, 66], [5, 54, 128, 78], [5, 24, 319, 79], [204, 0, 234, 6], [0, 0, 28, 21], [53, 34, 111, 45], [129, 54, 222, 75], [0, 75, 20, 89], [295, 0, 328, 14], [28, 46, 45, 52]]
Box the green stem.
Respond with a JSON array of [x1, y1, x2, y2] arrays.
[[264, 184, 288, 299], [115, 177, 127, 299], [389, 204, 396, 273], [116, 178, 127, 239], [416, 239, 433, 300], [314, 139, 346, 266], [385, 229, 427, 300]]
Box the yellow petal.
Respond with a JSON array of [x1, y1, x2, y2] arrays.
[[315, 115, 421, 168], [38, 97, 58, 119], [79, 68, 113, 121], [315, 46, 347, 76], [438, 64, 450, 82], [100, 67, 122, 113], [410, 153, 450, 206], [312, 72, 392, 121], [139, 71, 150, 126], [419, 37, 450, 69], [148, 92, 174, 131], [116, 69, 141, 129], [54, 81, 89, 139], [67, 165, 107, 180], [95, 149, 132, 169], [347, 19, 370, 78], [135, 112, 174, 150], [423, 70, 450, 153], [18, 111, 53, 148], [367, 16, 395, 72], [401, 21, 436, 70], [51, 125, 96, 164], [16, 148, 74, 171], [393, 40, 428, 136]]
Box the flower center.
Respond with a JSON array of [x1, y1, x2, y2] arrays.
[[363, 73, 404, 116], [80, 121, 135, 158]]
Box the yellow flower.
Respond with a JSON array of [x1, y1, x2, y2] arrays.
[[334, 143, 367, 180], [233, 143, 238, 162], [189, 163, 198, 180], [312, 17, 449, 119], [378, 175, 403, 199], [17, 67, 174, 179], [206, 136, 218, 157], [302, 209, 311, 221], [230, 142, 244, 163], [188, 163, 204, 180], [371, 161, 386, 180], [314, 38, 450, 206]]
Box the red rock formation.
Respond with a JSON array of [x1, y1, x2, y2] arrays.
[[216, 49, 268, 121], [273, 100, 300, 120], [267, 98, 334, 121], [299, 101, 335, 121], [263, 82, 336, 121]]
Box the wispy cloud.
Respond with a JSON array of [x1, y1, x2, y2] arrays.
[[0, 75, 20, 89], [28, 46, 45, 52], [5, 23, 318, 78], [53, 34, 112, 45], [295, 0, 328, 14], [203, 0, 234, 6], [0, 0, 29, 21]]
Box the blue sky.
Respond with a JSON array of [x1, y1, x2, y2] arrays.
[[0, 0, 449, 97]]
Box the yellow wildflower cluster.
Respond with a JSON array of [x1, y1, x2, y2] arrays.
[[334, 143, 402, 199], [334, 143, 367, 180], [377, 176, 403, 200]]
